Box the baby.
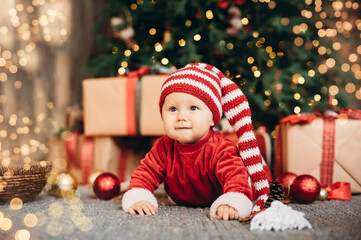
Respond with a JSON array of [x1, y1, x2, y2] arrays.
[[122, 63, 270, 220]]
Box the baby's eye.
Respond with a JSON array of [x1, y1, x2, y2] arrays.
[[170, 107, 177, 112], [190, 106, 198, 111]]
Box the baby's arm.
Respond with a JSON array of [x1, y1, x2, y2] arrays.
[[216, 205, 238, 221], [122, 138, 167, 214], [128, 200, 158, 216], [210, 141, 253, 220]]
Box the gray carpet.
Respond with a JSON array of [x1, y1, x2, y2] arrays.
[[1, 186, 360, 240]]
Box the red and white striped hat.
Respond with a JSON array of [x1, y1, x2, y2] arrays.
[[159, 63, 270, 212]]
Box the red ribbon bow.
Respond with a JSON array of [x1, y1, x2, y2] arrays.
[[117, 66, 150, 77], [218, 0, 246, 9], [279, 113, 320, 125], [325, 182, 351, 201], [335, 108, 361, 119]]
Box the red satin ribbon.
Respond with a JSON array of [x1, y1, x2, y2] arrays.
[[81, 136, 94, 185], [65, 131, 80, 171], [218, 0, 246, 9], [119, 66, 150, 136], [325, 182, 351, 201], [126, 76, 137, 136], [118, 146, 128, 182]]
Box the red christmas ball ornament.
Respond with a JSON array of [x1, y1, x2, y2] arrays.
[[290, 174, 321, 204], [276, 172, 298, 194], [93, 172, 120, 200]]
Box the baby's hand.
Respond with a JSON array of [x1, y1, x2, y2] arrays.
[[128, 200, 158, 216], [216, 205, 239, 221]]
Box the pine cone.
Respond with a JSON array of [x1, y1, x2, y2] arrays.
[[264, 180, 286, 208], [239, 180, 289, 222]]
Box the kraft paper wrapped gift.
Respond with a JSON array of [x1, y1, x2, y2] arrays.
[[47, 135, 141, 185], [278, 118, 361, 193], [82, 75, 169, 136]]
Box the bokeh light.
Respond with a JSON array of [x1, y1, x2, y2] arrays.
[[15, 229, 31, 240], [24, 213, 38, 228], [10, 198, 23, 210], [0, 217, 12, 231]]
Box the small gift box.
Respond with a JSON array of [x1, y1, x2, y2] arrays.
[[47, 133, 144, 185], [82, 71, 169, 136], [274, 109, 361, 193]]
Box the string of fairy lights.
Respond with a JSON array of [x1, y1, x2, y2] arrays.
[[0, 0, 360, 238]]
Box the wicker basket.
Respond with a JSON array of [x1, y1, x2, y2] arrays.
[[0, 162, 52, 202]]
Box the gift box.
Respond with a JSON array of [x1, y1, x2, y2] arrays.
[[274, 109, 361, 193], [47, 133, 143, 185], [82, 74, 169, 136]]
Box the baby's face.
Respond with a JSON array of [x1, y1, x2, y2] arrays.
[[162, 92, 214, 144]]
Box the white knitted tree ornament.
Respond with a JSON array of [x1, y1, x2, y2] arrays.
[[159, 63, 270, 212]]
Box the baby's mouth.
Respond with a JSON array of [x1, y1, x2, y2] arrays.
[[175, 126, 191, 130]]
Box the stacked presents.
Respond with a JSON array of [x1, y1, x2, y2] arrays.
[[48, 69, 169, 186]]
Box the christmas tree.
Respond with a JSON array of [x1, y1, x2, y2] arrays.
[[85, 0, 357, 130]]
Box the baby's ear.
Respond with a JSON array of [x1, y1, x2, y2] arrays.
[[211, 120, 215, 127], [219, 118, 234, 134]]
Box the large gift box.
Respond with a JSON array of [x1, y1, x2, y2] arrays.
[[274, 109, 361, 193], [47, 133, 143, 185], [82, 74, 169, 136]]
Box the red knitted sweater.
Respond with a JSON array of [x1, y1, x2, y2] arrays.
[[129, 129, 253, 207]]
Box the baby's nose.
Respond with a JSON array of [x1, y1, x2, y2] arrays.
[[177, 110, 188, 121]]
